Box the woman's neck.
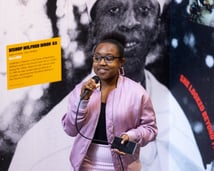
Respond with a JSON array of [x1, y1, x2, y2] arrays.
[[100, 75, 119, 103], [100, 74, 119, 87]]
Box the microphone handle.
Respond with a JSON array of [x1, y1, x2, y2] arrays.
[[80, 76, 99, 100]]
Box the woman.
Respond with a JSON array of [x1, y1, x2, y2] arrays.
[[62, 34, 157, 171]]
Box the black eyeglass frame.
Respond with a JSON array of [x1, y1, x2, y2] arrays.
[[93, 54, 122, 64]]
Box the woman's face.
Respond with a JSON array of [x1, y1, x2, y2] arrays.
[[92, 42, 125, 82]]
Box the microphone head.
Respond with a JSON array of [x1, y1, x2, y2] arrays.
[[92, 75, 100, 84]]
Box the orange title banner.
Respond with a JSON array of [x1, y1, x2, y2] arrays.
[[7, 37, 61, 89]]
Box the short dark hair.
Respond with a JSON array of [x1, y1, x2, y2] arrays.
[[93, 32, 126, 57]]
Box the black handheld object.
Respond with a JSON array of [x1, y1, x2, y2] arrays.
[[80, 75, 100, 100], [111, 136, 137, 155], [91, 75, 100, 84]]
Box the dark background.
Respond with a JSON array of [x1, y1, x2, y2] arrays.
[[170, 0, 214, 168]]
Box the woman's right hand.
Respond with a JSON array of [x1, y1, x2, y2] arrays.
[[80, 78, 99, 100]]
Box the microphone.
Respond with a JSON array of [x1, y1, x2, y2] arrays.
[[80, 75, 100, 100]]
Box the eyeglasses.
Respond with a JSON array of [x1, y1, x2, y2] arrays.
[[93, 54, 121, 64]]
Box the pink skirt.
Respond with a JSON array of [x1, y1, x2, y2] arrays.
[[80, 143, 114, 171], [80, 143, 142, 171]]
